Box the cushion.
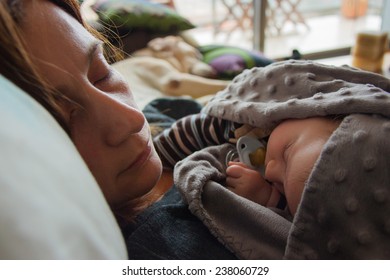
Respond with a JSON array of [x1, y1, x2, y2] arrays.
[[92, 0, 195, 34], [199, 45, 274, 80], [0, 75, 127, 259]]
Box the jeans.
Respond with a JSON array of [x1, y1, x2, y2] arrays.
[[122, 186, 237, 260]]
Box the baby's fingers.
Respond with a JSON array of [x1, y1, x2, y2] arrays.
[[225, 176, 239, 190], [226, 164, 247, 178], [227, 161, 247, 168]]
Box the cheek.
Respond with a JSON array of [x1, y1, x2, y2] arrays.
[[284, 145, 323, 214], [71, 125, 108, 179], [284, 179, 306, 215], [110, 146, 163, 207], [73, 135, 119, 205], [74, 137, 104, 175], [77, 142, 99, 167], [127, 149, 162, 194]]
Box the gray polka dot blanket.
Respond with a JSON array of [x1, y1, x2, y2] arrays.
[[173, 60, 390, 259]]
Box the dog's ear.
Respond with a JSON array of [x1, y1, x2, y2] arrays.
[[171, 35, 183, 43], [133, 48, 154, 57], [190, 61, 216, 78], [177, 41, 199, 56], [148, 37, 168, 52]]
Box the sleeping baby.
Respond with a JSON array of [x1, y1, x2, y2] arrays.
[[154, 60, 390, 259], [154, 108, 341, 216], [225, 116, 342, 216]]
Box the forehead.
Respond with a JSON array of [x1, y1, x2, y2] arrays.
[[268, 119, 305, 146], [270, 119, 300, 138], [275, 118, 323, 132], [21, 0, 96, 72], [271, 117, 338, 143]]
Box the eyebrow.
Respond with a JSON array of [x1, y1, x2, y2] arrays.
[[53, 41, 103, 95]]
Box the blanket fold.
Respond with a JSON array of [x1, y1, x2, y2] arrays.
[[175, 144, 290, 259], [174, 60, 390, 259]]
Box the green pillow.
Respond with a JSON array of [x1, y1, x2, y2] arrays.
[[92, 0, 195, 34], [199, 45, 274, 79]]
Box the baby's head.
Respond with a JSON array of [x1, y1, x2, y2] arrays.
[[264, 117, 341, 215]]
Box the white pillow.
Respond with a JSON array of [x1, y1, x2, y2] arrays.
[[0, 75, 127, 259]]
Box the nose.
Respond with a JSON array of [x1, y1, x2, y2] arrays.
[[96, 93, 146, 147]]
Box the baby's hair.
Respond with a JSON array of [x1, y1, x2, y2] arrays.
[[329, 114, 346, 121]]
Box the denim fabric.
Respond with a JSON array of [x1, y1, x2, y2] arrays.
[[122, 186, 237, 260]]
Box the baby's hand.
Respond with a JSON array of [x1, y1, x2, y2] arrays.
[[226, 161, 273, 206]]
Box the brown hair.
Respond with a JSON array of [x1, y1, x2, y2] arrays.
[[0, 0, 122, 132], [0, 0, 141, 224]]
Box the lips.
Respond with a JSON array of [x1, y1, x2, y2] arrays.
[[119, 138, 152, 176]]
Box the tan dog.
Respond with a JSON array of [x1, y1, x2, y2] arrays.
[[133, 36, 216, 78]]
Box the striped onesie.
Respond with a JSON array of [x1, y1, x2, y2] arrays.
[[153, 112, 287, 210], [153, 113, 241, 170]]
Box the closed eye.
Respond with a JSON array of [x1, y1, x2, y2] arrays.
[[93, 67, 113, 85], [89, 43, 114, 86], [283, 141, 294, 163]]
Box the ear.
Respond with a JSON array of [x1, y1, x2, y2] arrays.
[[173, 36, 184, 43], [148, 38, 164, 52], [190, 62, 216, 78], [162, 36, 179, 48], [177, 41, 198, 55]]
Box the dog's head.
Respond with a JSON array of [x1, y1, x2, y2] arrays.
[[147, 36, 216, 77]]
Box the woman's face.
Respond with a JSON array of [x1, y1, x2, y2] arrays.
[[21, 0, 162, 208], [265, 117, 340, 215]]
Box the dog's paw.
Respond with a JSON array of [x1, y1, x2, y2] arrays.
[[190, 63, 216, 78]]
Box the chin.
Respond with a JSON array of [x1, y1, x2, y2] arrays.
[[136, 151, 163, 196], [109, 152, 163, 207]]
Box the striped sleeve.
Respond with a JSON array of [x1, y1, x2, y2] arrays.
[[153, 113, 240, 169]]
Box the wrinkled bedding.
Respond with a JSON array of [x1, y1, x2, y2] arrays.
[[174, 60, 390, 259], [113, 56, 228, 109]]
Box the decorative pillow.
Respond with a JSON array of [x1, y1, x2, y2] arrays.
[[92, 0, 195, 34], [0, 75, 127, 259], [199, 45, 274, 80]]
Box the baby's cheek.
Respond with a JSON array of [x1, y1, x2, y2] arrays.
[[284, 174, 308, 215]]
